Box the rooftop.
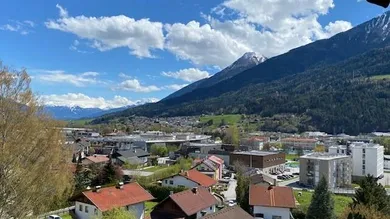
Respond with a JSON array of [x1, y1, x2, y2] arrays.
[[82, 182, 154, 212], [170, 187, 218, 216], [249, 185, 296, 208], [179, 169, 217, 187], [85, 155, 109, 164], [281, 138, 317, 143], [231, 150, 280, 156], [301, 153, 350, 160], [350, 142, 383, 148], [199, 206, 253, 219]]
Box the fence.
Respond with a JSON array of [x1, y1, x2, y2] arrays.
[[38, 206, 75, 219]]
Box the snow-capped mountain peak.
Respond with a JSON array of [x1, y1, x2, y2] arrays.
[[225, 52, 267, 72]]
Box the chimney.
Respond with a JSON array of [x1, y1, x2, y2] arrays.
[[268, 185, 274, 190], [192, 187, 198, 194], [94, 185, 101, 192], [170, 191, 174, 195]]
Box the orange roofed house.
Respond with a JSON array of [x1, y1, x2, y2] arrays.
[[161, 169, 217, 189], [73, 182, 154, 219], [250, 185, 296, 219], [192, 155, 224, 180], [151, 187, 218, 219]]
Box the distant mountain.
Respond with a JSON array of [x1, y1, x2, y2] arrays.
[[44, 106, 131, 120], [93, 12, 390, 134], [164, 52, 266, 100]]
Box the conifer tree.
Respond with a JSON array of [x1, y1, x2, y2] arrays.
[[306, 176, 335, 219]]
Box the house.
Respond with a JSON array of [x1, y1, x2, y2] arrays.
[[73, 182, 154, 219], [385, 155, 390, 170], [192, 155, 224, 180], [240, 136, 269, 151], [151, 187, 218, 219], [112, 149, 150, 166], [250, 173, 277, 186], [230, 151, 285, 174], [82, 155, 109, 166], [161, 169, 217, 189], [250, 185, 296, 219], [199, 206, 253, 219]]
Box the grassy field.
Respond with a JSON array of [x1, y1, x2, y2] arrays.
[[143, 166, 169, 172], [285, 154, 299, 161], [61, 214, 72, 219], [145, 201, 158, 216], [200, 114, 242, 128], [370, 74, 390, 80], [67, 118, 93, 127], [294, 191, 353, 216]]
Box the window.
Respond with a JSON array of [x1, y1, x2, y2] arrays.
[[85, 206, 89, 213], [169, 180, 173, 185], [341, 150, 344, 154], [337, 149, 339, 153], [363, 160, 365, 164], [165, 180, 167, 184], [79, 204, 83, 212], [363, 169, 366, 175], [254, 213, 264, 218], [363, 165, 365, 170], [363, 154, 365, 159], [272, 216, 282, 219], [363, 149, 366, 153], [210, 206, 213, 210]]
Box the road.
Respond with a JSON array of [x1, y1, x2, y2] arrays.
[[222, 179, 237, 201]]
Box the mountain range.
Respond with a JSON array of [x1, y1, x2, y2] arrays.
[[44, 105, 132, 120], [92, 12, 390, 135]]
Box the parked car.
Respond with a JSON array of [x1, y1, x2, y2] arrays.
[[48, 215, 62, 219], [227, 200, 237, 207], [277, 176, 284, 180], [293, 172, 300, 175]]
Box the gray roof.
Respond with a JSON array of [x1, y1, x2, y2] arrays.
[[118, 156, 144, 165], [231, 150, 279, 156], [116, 149, 150, 158]]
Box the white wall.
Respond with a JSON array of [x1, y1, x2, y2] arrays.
[[385, 159, 390, 170], [196, 205, 216, 218], [253, 206, 291, 219], [161, 175, 199, 188], [75, 201, 101, 219], [352, 145, 383, 177], [127, 202, 145, 219]]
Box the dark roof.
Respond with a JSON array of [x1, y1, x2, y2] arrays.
[[250, 173, 274, 185], [116, 149, 150, 158], [249, 185, 296, 208], [170, 187, 218, 216], [200, 206, 253, 219], [82, 182, 154, 212], [118, 156, 144, 165], [367, 0, 390, 8]]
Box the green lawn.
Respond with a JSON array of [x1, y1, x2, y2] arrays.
[[294, 191, 353, 216], [370, 74, 390, 80], [200, 114, 242, 128], [61, 214, 72, 219], [67, 118, 93, 127], [285, 154, 299, 161], [145, 201, 158, 216]]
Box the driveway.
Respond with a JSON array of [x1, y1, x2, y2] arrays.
[[122, 169, 154, 177], [222, 179, 237, 201]]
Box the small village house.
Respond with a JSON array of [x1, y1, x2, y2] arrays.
[[160, 169, 217, 189]]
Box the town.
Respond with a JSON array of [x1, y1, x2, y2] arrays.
[[41, 127, 390, 219]]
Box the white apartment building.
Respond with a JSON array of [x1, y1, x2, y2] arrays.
[[329, 142, 384, 178]]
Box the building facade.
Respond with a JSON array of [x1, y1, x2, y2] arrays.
[[329, 142, 384, 179], [230, 151, 285, 174], [299, 153, 352, 188]]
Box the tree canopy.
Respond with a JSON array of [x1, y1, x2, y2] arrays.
[[306, 176, 335, 219]]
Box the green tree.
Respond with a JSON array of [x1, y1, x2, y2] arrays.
[[150, 144, 168, 157], [234, 162, 250, 213], [306, 176, 335, 219], [223, 126, 239, 145], [352, 175, 390, 215], [101, 207, 136, 219], [297, 147, 305, 157], [93, 162, 123, 186]]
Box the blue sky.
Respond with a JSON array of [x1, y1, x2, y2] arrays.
[[0, 0, 387, 109]]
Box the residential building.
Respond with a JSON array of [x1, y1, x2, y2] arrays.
[[299, 153, 352, 188], [73, 182, 154, 219], [250, 173, 278, 186], [230, 151, 285, 174], [199, 206, 253, 219], [82, 155, 109, 167], [240, 136, 270, 151], [112, 149, 150, 166], [329, 142, 384, 179], [192, 155, 224, 180], [250, 185, 296, 219], [151, 187, 218, 219], [281, 137, 318, 150], [161, 169, 217, 189], [385, 155, 390, 170]]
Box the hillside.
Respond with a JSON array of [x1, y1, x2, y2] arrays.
[[164, 52, 266, 100], [94, 47, 390, 135]]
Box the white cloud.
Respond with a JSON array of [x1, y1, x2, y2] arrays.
[[40, 93, 159, 109], [118, 73, 132, 79], [45, 4, 164, 58], [36, 69, 102, 87], [164, 84, 189, 90], [162, 68, 210, 82], [0, 20, 35, 35], [117, 79, 160, 93], [165, 0, 352, 68], [69, 39, 90, 53]]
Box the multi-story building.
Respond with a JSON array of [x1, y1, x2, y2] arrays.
[[229, 151, 285, 174], [299, 153, 352, 189], [329, 142, 384, 179]]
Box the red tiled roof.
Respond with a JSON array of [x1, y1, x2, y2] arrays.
[[82, 182, 154, 212], [207, 155, 224, 165], [249, 185, 296, 208], [180, 169, 217, 187], [249, 136, 268, 142], [200, 206, 253, 219], [85, 155, 109, 163], [170, 187, 218, 216]]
